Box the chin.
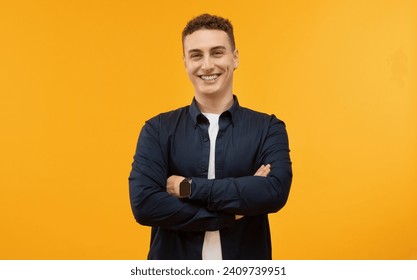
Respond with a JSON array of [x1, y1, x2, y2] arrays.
[[197, 89, 223, 96]]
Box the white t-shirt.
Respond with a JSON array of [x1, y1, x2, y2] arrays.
[[201, 113, 222, 260]]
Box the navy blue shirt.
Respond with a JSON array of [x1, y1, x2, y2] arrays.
[[129, 96, 292, 259]]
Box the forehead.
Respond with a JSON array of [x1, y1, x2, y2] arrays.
[[183, 29, 231, 52]]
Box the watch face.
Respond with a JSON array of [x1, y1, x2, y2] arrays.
[[179, 181, 191, 197]]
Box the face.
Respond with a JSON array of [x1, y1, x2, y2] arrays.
[[183, 29, 239, 99]]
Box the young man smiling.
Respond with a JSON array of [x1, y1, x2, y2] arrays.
[[183, 28, 238, 114], [129, 14, 292, 260]]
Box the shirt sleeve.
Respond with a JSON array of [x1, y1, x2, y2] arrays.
[[189, 115, 293, 216], [128, 116, 236, 232]]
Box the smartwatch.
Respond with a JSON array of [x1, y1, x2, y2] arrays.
[[179, 177, 192, 198]]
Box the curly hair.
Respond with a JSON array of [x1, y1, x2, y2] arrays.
[[182, 14, 236, 51]]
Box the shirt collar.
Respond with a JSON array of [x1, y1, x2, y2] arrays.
[[189, 95, 239, 127]]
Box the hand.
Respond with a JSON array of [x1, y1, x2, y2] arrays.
[[166, 175, 185, 198], [254, 164, 271, 177]]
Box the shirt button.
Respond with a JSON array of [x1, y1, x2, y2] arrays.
[[203, 137, 209, 142]]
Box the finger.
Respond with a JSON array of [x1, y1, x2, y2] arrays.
[[258, 164, 271, 177], [254, 165, 265, 176], [263, 166, 271, 176]]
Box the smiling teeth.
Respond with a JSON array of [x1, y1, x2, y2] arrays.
[[200, 75, 219, 81]]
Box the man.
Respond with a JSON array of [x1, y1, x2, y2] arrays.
[[129, 14, 292, 260]]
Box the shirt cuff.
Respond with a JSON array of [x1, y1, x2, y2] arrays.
[[189, 177, 211, 203]]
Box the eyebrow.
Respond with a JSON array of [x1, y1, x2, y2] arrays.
[[187, 46, 227, 54]]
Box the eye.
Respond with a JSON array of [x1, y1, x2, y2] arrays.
[[212, 51, 224, 57], [190, 53, 202, 60]]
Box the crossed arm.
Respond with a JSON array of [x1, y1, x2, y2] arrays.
[[166, 164, 271, 220], [166, 164, 271, 198], [129, 115, 292, 232]]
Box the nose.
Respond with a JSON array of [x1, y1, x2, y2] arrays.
[[201, 55, 213, 71]]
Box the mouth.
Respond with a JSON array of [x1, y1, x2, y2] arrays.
[[198, 74, 221, 82]]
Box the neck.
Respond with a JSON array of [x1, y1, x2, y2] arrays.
[[195, 92, 234, 114]]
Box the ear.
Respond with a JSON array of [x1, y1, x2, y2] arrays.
[[233, 49, 239, 70]]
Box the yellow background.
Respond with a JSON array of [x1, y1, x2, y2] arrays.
[[1, 0, 416, 259]]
